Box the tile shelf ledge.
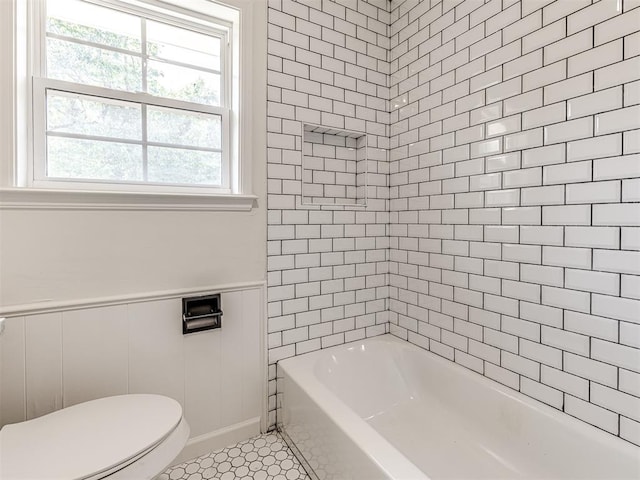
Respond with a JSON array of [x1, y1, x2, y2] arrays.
[[0, 187, 258, 211]]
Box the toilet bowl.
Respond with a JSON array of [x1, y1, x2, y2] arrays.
[[0, 394, 190, 479]]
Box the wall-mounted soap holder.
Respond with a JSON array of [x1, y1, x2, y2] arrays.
[[182, 294, 222, 334]]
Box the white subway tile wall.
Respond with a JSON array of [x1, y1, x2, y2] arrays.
[[389, 0, 640, 446], [268, 0, 640, 445], [267, 0, 391, 428]]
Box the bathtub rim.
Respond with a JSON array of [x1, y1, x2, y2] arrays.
[[278, 333, 640, 479], [278, 334, 428, 480]]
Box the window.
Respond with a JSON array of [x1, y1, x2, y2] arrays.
[[29, 0, 241, 195]]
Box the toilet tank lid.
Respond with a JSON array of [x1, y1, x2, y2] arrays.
[[0, 394, 183, 480]]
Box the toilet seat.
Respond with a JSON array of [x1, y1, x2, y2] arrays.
[[0, 394, 190, 480]]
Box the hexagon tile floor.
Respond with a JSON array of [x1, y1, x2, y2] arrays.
[[160, 432, 311, 480]]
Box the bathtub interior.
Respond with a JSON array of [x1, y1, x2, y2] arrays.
[[282, 335, 640, 480]]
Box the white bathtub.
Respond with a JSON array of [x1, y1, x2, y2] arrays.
[[278, 335, 640, 480]]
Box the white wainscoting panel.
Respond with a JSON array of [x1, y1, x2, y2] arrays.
[[63, 305, 130, 407], [25, 313, 62, 419], [0, 317, 25, 426], [128, 299, 185, 405], [0, 284, 266, 458]]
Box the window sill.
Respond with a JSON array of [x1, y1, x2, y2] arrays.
[[0, 187, 258, 211]]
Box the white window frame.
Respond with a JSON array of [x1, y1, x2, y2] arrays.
[[31, 0, 235, 194], [0, 0, 260, 210]]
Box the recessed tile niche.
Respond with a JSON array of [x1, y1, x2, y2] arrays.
[[301, 123, 367, 207]]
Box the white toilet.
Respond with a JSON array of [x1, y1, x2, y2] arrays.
[[0, 394, 190, 479]]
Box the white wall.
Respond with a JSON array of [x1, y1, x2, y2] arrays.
[[0, 0, 269, 456], [0, 0, 268, 309], [0, 286, 265, 459]]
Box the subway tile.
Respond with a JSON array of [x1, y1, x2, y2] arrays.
[[502, 351, 540, 380], [591, 383, 640, 423], [504, 10, 542, 45], [520, 339, 562, 369], [595, 56, 640, 90], [542, 285, 590, 313], [504, 128, 544, 152], [523, 103, 566, 131], [542, 366, 589, 400], [504, 89, 543, 115], [621, 322, 640, 349], [619, 368, 640, 399], [502, 207, 541, 225], [268, 0, 640, 437], [520, 264, 564, 287], [485, 189, 520, 207], [565, 227, 620, 249], [596, 105, 640, 135], [566, 180, 621, 204], [593, 204, 640, 226], [522, 0, 555, 17], [593, 249, 640, 275], [523, 143, 566, 169], [523, 60, 567, 92], [625, 80, 640, 107], [543, 205, 591, 225], [486, 115, 522, 138], [523, 19, 566, 53], [503, 167, 542, 188], [568, 87, 623, 120], [565, 269, 620, 296], [621, 227, 640, 250], [564, 352, 618, 388], [568, 39, 623, 77], [564, 311, 619, 342], [542, 161, 592, 185], [544, 29, 593, 65], [486, 78, 522, 104], [520, 185, 565, 206], [593, 154, 640, 180], [486, 152, 521, 173], [621, 418, 640, 446], [625, 30, 640, 58], [544, 118, 593, 145], [567, 134, 622, 162], [592, 294, 640, 325], [543, 246, 591, 269], [565, 395, 619, 434], [486, 40, 522, 70], [621, 274, 640, 300], [544, 73, 593, 105], [567, 0, 622, 35]]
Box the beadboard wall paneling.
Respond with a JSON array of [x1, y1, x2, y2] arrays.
[[0, 287, 264, 444]]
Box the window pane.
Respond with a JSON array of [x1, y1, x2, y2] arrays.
[[47, 137, 143, 181], [147, 147, 221, 186], [47, 91, 142, 140], [47, 38, 142, 92], [148, 107, 221, 149], [47, 0, 141, 52], [147, 21, 220, 71], [147, 60, 220, 105]]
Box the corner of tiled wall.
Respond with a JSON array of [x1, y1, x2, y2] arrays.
[[267, 0, 640, 446], [266, 0, 393, 428]]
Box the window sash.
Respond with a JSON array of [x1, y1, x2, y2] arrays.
[[30, 0, 234, 193], [33, 77, 231, 191]]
